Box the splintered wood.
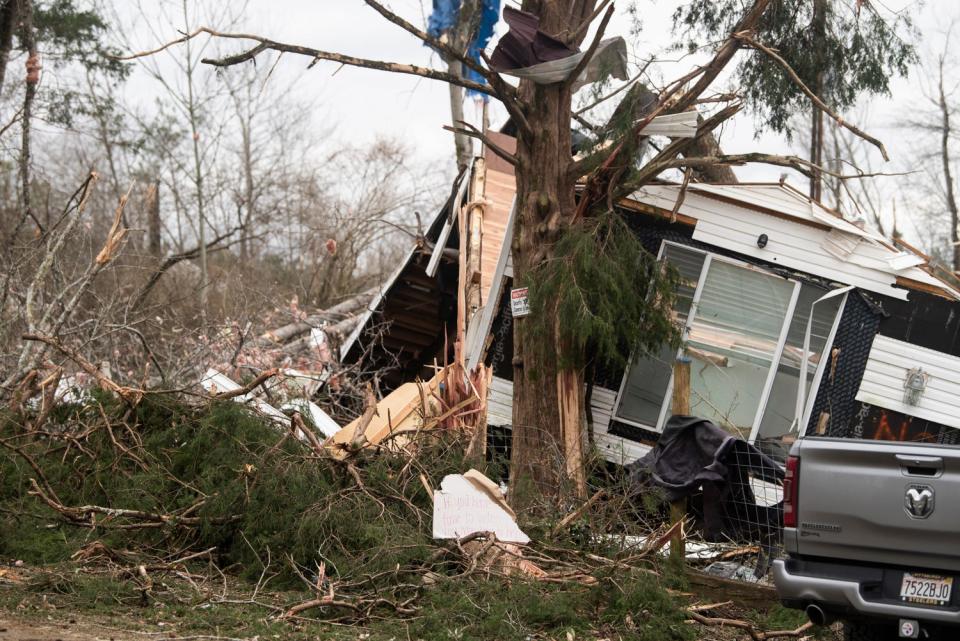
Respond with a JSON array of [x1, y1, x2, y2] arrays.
[[325, 362, 489, 459]]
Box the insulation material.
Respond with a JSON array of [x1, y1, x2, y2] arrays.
[[855, 335, 960, 430]]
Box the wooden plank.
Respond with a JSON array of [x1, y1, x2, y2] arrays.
[[686, 570, 780, 612]]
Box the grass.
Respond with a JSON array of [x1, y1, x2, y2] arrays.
[[0, 563, 699, 641], [0, 395, 802, 640]]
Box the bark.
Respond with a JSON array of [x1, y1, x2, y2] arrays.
[[182, 0, 208, 314], [447, 61, 472, 173], [18, 0, 35, 233], [509, 0, 596, 502], [0, 0, 18, 93], [808, 0, 827, 201], [148, 179, 162, 257], [684, 117, 739, 184]]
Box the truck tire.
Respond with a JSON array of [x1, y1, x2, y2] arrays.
[[843, 620, 898, 641]]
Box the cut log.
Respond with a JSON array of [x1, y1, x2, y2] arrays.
[[280, 314, 365, 355], [259, 288, 376, 346]]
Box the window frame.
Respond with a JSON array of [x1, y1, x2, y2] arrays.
[[612, 240, 808, 438]]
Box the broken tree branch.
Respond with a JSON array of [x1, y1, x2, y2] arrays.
[[21, 333, 144, 404], [735, 32, 889, 161], [443, 121, 518, 167], [212, 368, 279, 400], [563, 3, 615, 90]]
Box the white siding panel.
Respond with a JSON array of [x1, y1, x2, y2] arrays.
[[855, 335, 960, 430], [692, 218, 904, 298], [487, 376, 514, 427], [631, 185, 956, 301], [485, 376, 650, 464]]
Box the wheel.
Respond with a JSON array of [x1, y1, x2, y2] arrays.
[[842, 620, 898, 641]]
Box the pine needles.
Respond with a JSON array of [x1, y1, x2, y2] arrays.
[[525, 209, 680, 371]]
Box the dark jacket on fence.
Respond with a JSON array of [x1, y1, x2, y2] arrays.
[[626, 415, 785, 542]]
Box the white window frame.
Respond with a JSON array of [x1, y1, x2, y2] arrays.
[[797, 288, 851, 436], [612, 240, 804, 439]]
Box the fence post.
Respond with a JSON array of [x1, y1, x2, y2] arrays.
[[670, 356, 691, 564]]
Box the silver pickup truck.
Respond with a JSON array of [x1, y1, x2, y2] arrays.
[[773, 437, 959, 640]]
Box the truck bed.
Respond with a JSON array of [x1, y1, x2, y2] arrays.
[[786, 437, 960, 573]]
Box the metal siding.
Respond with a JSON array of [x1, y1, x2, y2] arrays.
[[486, 376, 650, 464], [855, 335, 960, 430], [692, 217, 903, 298], [631, 185, 958, 301], [487, 376, 514, 427]]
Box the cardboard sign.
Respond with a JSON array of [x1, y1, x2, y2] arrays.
[[510, 287, 531, 317], [432, 470, 529, 543]]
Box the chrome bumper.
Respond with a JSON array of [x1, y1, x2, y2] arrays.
[[772, 559, 960, 624]]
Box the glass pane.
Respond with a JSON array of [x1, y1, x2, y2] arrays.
[[614, 245, 705, 428], [677, 260, 795, 440], [756, 285, 843, 462]]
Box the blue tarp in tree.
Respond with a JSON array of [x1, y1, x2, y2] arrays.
[[426, 0, 501, 99]]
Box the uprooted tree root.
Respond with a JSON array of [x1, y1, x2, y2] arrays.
[[0, 395, 821, 640]]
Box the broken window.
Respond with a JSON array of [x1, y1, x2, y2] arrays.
[[613, 242, 847, 448], [753, 284, 845, 461], [614, 244, 704, 428]]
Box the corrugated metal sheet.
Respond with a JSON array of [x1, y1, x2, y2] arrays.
[[486, 376, 651, 464], [855, 335, 960, 430]]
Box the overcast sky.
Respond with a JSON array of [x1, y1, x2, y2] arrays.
[[114, 0, 957, 242]]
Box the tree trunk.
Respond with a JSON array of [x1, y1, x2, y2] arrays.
[[686, 117, 739, 184], [808, 0, 827, 201], [509, 18, 588, 500], [148, 179, 162, 257], [446, 60, 472, 173], [0, 0, 19, 94], [937, 60, 960, 272], [18, 0, 35, 233]]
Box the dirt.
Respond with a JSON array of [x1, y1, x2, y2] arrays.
[[0, 616, 147, 641]]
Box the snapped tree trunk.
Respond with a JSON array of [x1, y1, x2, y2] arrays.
[[447, 60, 472, 173], [510, 46, 587, 501]]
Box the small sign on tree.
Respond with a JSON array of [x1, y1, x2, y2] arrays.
[[510, 287, 531, 317]]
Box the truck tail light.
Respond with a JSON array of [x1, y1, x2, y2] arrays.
[[784, 455, 800, 528]]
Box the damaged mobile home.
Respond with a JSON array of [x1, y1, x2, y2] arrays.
[[339, 133, 960, 466]]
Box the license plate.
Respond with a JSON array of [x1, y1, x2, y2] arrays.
[[900, 572, 953, 605]]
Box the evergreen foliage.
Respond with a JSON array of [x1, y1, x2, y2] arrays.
[[0, 396, 470, 586], [525, 210, 680, 371], [672, 0, 916, 136]]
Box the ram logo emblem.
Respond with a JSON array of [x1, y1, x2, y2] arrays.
[[904, 484, 935, 519]]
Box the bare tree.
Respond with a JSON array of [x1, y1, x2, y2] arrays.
[[113, 0, 895, 498], [903, 26, 960, 270]]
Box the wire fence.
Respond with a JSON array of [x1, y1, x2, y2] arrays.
[[667, 444, 786, 585]]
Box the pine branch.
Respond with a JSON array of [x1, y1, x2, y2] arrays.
[[735, 33, 890, 161]]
